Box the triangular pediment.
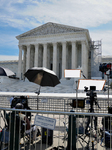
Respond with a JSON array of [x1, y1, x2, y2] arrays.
[[16, 22, 88, 39]]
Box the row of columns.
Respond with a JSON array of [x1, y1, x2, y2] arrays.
[[18, 41, 88, 79]]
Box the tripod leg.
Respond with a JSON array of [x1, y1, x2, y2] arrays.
[[94, 116, 97, 131], [85, 116, 90, 134]]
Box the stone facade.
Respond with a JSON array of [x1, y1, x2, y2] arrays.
[[102, 56, 112, 63], [16, 22, 91, 80]]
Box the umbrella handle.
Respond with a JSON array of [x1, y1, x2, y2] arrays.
[[35, 86, 41, 95], [35, 86, 41, 110]]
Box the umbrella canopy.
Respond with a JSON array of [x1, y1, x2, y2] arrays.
[[24, 67, 60, 87], [0, 67, 15, 77]]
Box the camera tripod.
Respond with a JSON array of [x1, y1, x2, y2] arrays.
[[84, 86, 100, 150]]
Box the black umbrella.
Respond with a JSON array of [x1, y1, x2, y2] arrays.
[[24, 67, 60, 109], [0, 67, 15, 77], [24, 67, 60, 87]]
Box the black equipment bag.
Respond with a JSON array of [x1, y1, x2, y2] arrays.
[[42, 128, 53, 146], [71, 99, 85, 108], [11, 96, 31, 120], [11, 96, 28, 108]]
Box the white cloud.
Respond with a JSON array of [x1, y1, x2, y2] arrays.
[[90, 30, 112, 56], [0, 0, 112, 56], [19, 0, 112, 28], [1, 0, 112, 29]]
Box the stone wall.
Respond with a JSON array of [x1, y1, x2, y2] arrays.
[[102, 56, 112, 63], [0, 55, 111, 80]]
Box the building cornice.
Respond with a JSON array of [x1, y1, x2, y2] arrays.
[[16, 22, 90, 40]]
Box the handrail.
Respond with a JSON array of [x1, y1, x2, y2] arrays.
[[0, 107, 112, 117]]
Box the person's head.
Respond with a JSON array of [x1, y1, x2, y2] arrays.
[[15, 103, 24, 109]]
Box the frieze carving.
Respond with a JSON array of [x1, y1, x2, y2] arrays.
[[17, 22, 86, 38]]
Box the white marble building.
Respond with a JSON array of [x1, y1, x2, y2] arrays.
[[102, 56, 112, 63], [16, 22, 91, 80]]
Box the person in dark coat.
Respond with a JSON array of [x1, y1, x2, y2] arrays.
[[9, 103, 30, 150]]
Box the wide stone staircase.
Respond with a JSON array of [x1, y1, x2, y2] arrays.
[[0, 78, 75, 93]]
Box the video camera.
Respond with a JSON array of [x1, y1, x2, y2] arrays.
[[84, 86, 97, 98], [99, 63, 111, 73], [11, 96, 31, 121], [84, 86, 99, 110], [11, 96, 28, 109], [99, 63, 112, 79]]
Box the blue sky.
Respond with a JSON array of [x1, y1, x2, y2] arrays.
[[0, 0, 112, 61]]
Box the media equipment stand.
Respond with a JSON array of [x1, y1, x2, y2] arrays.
[[99, 63, 112, 107], [77, 79, 105, 150], [84, 86, 99, 133]]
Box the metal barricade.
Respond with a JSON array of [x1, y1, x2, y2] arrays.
[[0, 108, 112, 150], [0, 95, 111, 113]]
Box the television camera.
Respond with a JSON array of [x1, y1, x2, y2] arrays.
[[84, 86, 96, 97], [99, 63, 112, 78], [99, 63, 111, 73], [84, 86, 100, 111], [84, 86, 100, 135]]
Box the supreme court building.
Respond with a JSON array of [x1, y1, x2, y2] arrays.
[[16, 22, 91, 80]]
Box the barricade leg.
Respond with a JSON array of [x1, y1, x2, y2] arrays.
[[67, 114, 76, 150]]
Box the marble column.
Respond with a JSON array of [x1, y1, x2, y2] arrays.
[[62, 42, 66, 78], [26, 45, 30, 71], [43, 43, 47, 68], [72, 41, 77, 69], [53, 43, 57, 74], [85, 42, 88, 78], [18, 45, 22, 79], [23, 49, 26, 76], [34, 44, 39, 67], [81, 41, 88, 78]]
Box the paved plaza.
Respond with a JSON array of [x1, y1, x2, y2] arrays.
[[0, 78, 75, 93], [0, 77, 111, 94]]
